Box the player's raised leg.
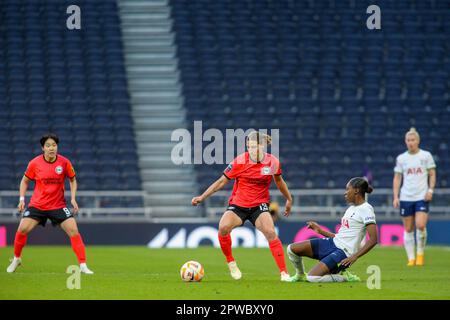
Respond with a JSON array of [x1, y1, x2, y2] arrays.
[[402, 215, 416, 266], [218, 211, 243, 279], [415, 212, 428, 266], [254, 212, 289, 281], [7, 218, 39, 273], [285, 241, 313, 282], [60, 218, 93, 274]]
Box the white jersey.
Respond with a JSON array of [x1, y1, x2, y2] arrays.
[[394, 149, 436, 201], [333, 202, 376, 257]]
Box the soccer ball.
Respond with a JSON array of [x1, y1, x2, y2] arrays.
[[180, 260, 204, 282]]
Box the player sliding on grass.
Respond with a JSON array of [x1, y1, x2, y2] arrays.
[[6, 133, 93, 274], [192, 131, 293, 281], [286, 177, 377, 283]]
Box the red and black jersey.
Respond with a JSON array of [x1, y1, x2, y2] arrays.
[[25, 155, 76, 211], [223, 152, 282, 208]]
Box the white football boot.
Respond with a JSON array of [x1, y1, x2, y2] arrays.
[[228, 261, 242, 280], [80, 263, 94, 275], [280, 271, 291, 282], [6, 257, 22, 273]]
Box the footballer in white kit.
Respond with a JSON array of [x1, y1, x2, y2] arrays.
[[285, 177, 378, 283], [333, 202, 377, 258], [393, 128, 437, 267], [394, 149, 436, 216]]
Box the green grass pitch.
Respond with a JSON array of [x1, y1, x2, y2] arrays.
[[0, 246, 449, 300]]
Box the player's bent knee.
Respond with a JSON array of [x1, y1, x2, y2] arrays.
[[18, 227, 30, 234], [263, 230, 277, 241], [18, 222, 35, 234], [287, 244, 298, 256], [66, 229, 79, 237], [218, 225, 232, 236], [287, 244, 293, 254]]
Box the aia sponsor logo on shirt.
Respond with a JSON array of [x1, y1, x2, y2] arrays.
[[406, 167, 423, 175], [342, 218, 350, 228], [55, 166, 63, 175]]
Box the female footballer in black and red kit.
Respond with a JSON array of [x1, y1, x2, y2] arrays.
[[192, 131, 293, 281], [6, 133, 93, 274]]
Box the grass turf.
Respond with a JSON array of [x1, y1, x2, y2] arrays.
[[0, 245, 449, 300]]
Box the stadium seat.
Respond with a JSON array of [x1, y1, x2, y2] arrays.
[[0, 0, 142, 201], [171, 0, 450, 196]]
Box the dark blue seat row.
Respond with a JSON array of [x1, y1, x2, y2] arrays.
[[172, 0, 450, 190], [0, 0, 142, 193]]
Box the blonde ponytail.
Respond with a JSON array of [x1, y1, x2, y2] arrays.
[[406, 127, 420, 140]]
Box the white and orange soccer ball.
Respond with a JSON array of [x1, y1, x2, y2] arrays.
[[180, 260, 204, 282]]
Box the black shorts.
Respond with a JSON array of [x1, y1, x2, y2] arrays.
[[226, 203, 270, 226], [23, 207, 74, 227]]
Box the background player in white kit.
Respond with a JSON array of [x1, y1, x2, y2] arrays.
[[286, 177, 378, 283], [393, 128, 436, 267]]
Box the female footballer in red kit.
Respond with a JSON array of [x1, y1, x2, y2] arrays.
[[192, 131, 293, 281], [6, 133, 93, 274]]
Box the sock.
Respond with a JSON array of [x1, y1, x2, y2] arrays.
[[287, 244, 305, 275], [70, 234, 86, 264], [218, 233, 235, 263], [416, 228, 427, 255], [307, 275, 346, 283], [404, 231, 416, 260], [269, 238, 287, 273], [14, 231, 28, 258]]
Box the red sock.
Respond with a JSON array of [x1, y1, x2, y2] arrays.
[[218, 233, 235, 263], [14, 232, 28, 258], [269, 238, 287, 273], [70, 234, 86, 264]]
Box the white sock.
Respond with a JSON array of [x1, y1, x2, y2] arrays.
[[416, 228, 427, 255], [404, 231, 416, 260], [287, 244, 305, 275], [307, 275, 346, 283], [80, 263, 87, 268]]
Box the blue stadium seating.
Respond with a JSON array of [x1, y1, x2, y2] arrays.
[[171, 0, 450, 191], [0, 0, 142, 195]]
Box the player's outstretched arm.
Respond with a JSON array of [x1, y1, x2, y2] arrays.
[[307, 221, 335, 238], [192, 175, 229, 206], [17, 175, 31, 213], [340, 224, 378, 267], [273, 175, 293, 216]]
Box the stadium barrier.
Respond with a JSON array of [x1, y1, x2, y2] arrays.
[[0, 189, 449, 221], [1, 221, 450, 247]]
